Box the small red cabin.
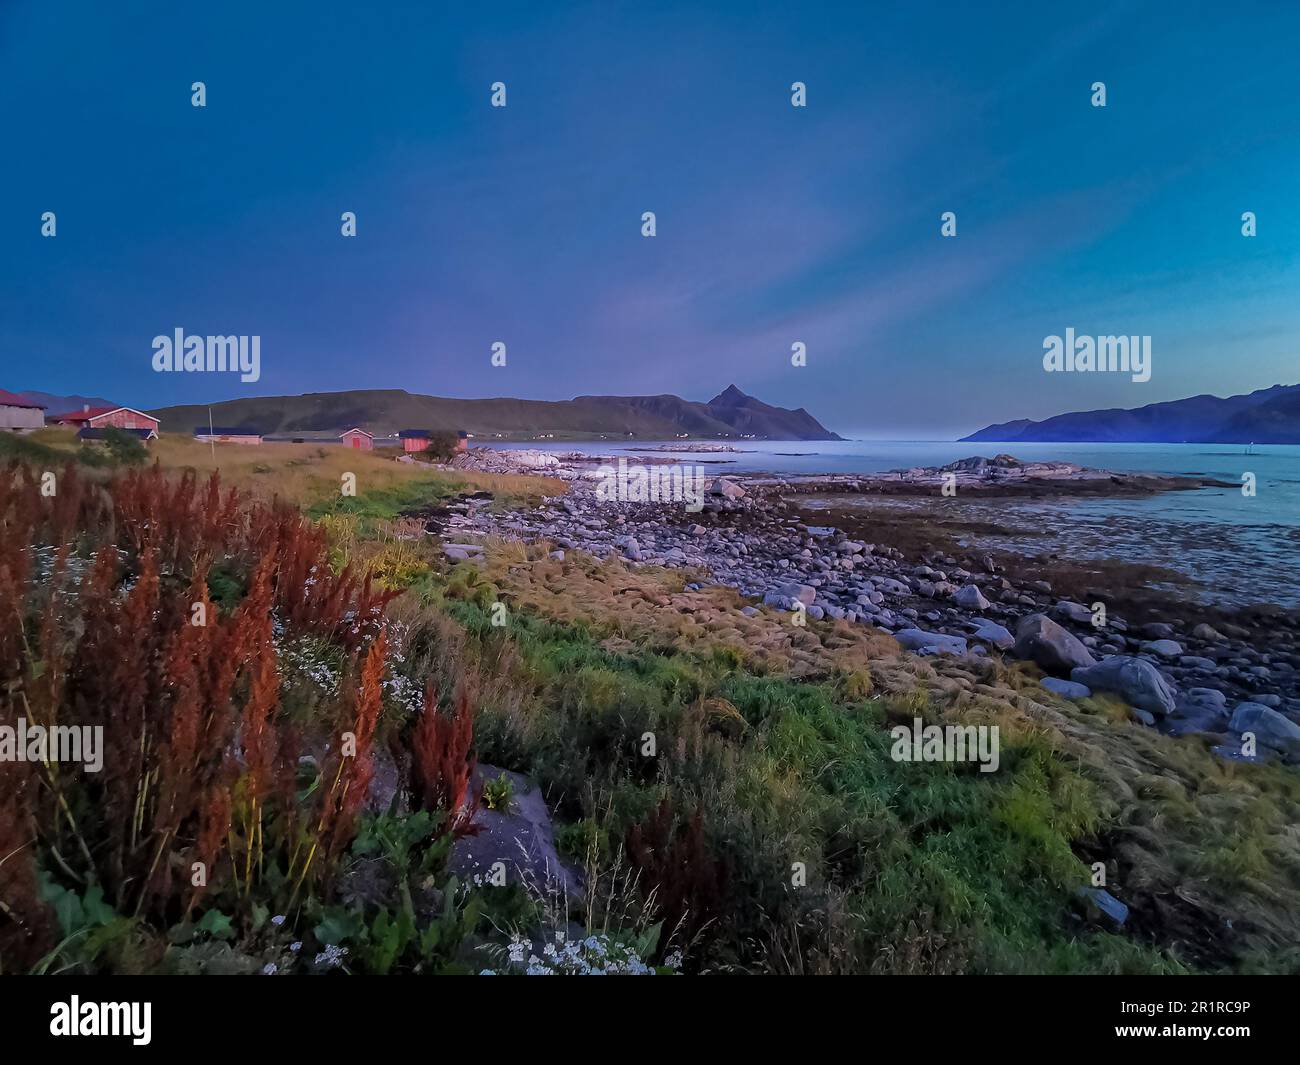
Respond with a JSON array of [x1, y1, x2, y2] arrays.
[[340, 427, 374, 450], [399, 429, 430, 453]]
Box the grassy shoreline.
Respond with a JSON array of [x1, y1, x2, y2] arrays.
[[4, 439, 1297, 974]]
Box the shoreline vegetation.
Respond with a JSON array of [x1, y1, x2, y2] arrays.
[[3, 432, 1298, 975]]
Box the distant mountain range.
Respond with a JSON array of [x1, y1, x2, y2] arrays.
[[18, 390, 117, 414], [961, 383, 1300, 444], [146, 384, 842, 440]]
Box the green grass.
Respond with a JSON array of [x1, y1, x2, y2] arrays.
[[308, 476, 462, 524], [0, 431, 110, 468], [396, 591, 1204, 974]]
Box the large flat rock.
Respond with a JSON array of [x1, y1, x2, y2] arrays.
[[449, 765, 584, 902]]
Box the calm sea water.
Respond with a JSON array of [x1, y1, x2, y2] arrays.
[[498, 440, 1300, 607]]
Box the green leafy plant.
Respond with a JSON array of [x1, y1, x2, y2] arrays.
[[482, 773, 515, 813], [555, 818, 611, 866], [30, 876, 136, 975], [326, 811, 485, 973]]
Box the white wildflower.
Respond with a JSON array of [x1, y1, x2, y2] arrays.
[[314, 944, 349, 968]]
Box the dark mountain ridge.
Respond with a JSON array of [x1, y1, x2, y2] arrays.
[[17, 390, 118, 414], [146, 385, 843, 440], [961, 383, 1300, 443]]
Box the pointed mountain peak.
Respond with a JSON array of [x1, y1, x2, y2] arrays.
[[708, 384, 751, 407]]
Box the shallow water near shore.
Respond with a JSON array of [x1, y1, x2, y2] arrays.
[[497, 440, 1300, 609]]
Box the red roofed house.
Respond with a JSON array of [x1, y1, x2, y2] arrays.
[[340, 427, 374, 450], [398, 429, 431, 453], [0, 389, 47, 433], [49, 404, 161, 436]]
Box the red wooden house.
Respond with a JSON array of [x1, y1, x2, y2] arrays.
[[49, 404, 160, 438], [340, 427, 374, 450]]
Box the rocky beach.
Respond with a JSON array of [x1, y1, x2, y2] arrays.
[[422, 448, 1300, 764]]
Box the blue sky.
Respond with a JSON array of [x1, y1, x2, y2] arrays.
[[3, 1, 1299, 438]]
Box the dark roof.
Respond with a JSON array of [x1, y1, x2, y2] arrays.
[[0, 389, 46, 409], [195, 427, 263, 436], [398, 429, 431, 438], [78, 427, 155, 441]]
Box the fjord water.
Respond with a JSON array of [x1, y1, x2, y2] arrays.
[[502, 440, 1300, 607]]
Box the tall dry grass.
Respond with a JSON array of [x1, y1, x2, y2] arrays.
[[28, 428, 562, 508], [0, 460, 473, 970]]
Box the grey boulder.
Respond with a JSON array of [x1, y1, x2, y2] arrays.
[[1070, 656, 1177, 716], [1014, 614, 1097, 675], [953, 585, 990, 610], [1040, 677, 1091, 700], [1229, 703, 1300, 755], [450, 765, 584, 901], [1053, 600, 1095, 625], [763, 582, 816, 608], [970, 618, 1015, 650], [894, 628, 968, 656], [708, 477, 747, 499]]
